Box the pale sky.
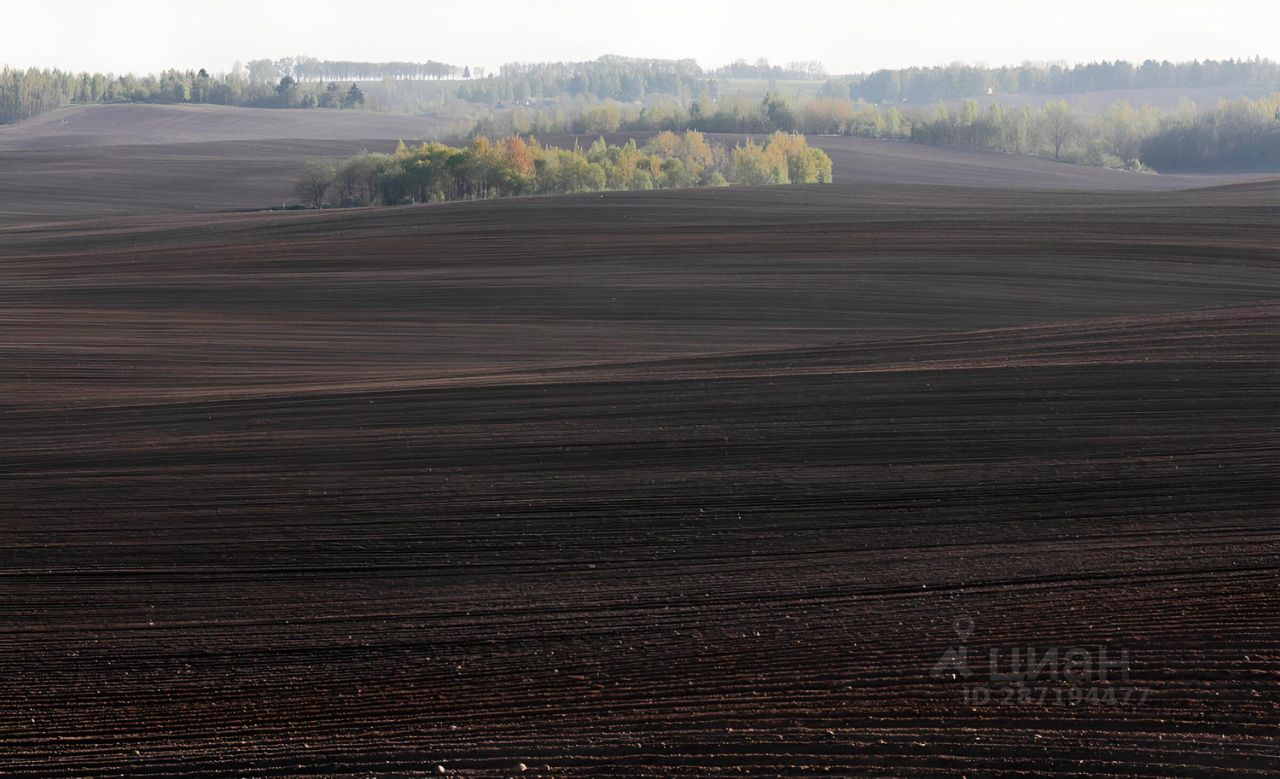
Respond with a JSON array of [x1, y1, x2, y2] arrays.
[[3, 0, 1276, 76]]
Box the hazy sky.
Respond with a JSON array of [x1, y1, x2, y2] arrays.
[[4, 0, 1277, 76]]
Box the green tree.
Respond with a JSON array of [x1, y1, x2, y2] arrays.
[[319, 82, 341, 108], [731, 140, 788, 186], [275, 75, 299, 107], [336, 152, 390, 205], [761, 93, 796, 131], [1042, 99, 1074, 160], [343, 83, 365, 108], [295, 160, 336, 208]]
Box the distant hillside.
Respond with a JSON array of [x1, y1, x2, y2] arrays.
[[0, 103, 1270, 226], [0, 103, 452, 150]]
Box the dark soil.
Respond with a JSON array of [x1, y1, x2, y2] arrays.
[[1, 111, 1277, 776]]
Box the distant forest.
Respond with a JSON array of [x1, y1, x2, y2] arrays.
[[1, 66, 257, 122], [0, 65, 366, 123], [4, 54, 1279, 171], [0, 56, 472, 123], [0, 54, 832, 125], [715, 58, 827, 80], [457, 57, 708, 104], [8, 55, 1276, 126], [285, 56, 467, 82], [473, 92, 1280, 173], [842, 58, 1280, 103], [456, 56, 829, 104]]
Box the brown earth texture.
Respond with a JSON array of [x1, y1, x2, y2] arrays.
[[1, 104, 1278, 777]]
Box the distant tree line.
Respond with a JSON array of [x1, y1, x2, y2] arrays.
[[254, 56, 468, 84], [470, 93, 823, 137], [904, 99, 1151, 166], [468, 90, 1280, 172], [457, 55, 710, 105], [0, 64, 381, 123], [1, 65, 266, 122], [294, 131, 833, 208], [842, 58, 1280, 103], [455, 56, 832, 106], [274, 78, 366, 109], [0, 67, 75, 122], [10, 53, 1278, 172], [1139, 94, 1280, 170], [714, 58, 827, 80], [3, 54, 831, 125], [899, 94, 1280, 170]]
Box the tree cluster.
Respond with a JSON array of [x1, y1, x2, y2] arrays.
[[714, 58, 827, 80], [295, 131, 833, 208], [901, 95, 1280, 171], [1, 66, 75, 122], [1140, 94, 1280, 170], [456, 55, 834, 107], [464, 88, 1280, 173], [469, 93, 813, 138], [0, 63, 380, 123], [257, 56, 466, 84], [0, 65, 276, 123], [902, 98, 1157, 166], [458, 56, 708, 104]]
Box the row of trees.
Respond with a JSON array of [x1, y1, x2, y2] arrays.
[[900, 94, 1280, 170], [845, 58, 1280, 103], [293, 57, 468, 82], [0, 65, 283, 122], [1, 66, 76, 122], [2, 54, 833, 124], [455, 56, 834, 106], [1139, 94, 1280, 170], [0, 54, 790, 123], [458, 56, 709, 104], [715, 58, 827, 80], [0, 64, 381, 122], [249, 56, 470, 84], [464, 90, 1280, 172], [274, 78, 365, 109], [295, 131, 833, 208], [906, 99, 1155, 166], [469, 94, 824, 138]]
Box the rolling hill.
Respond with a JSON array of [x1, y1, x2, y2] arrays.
[[0, 103, 454, 150], [0, 104, 1269, 226], [2, 101, 1277, 776]]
